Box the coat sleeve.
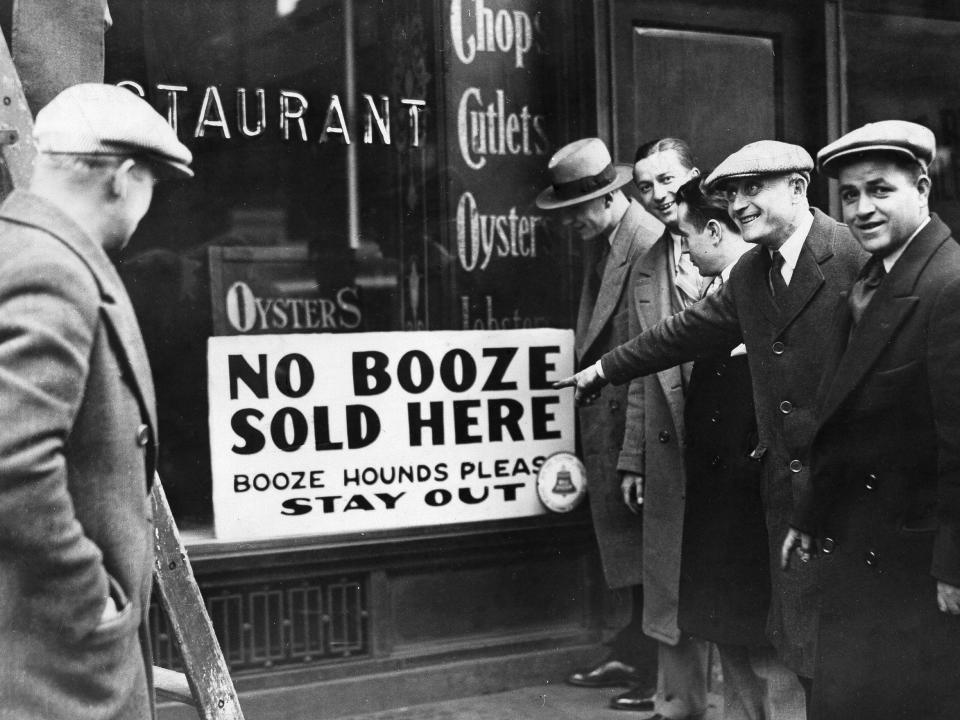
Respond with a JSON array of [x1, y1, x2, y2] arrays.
[[928, 276, 960, 586], [0, 236, 109, 640], [601, 277, 743, 387]]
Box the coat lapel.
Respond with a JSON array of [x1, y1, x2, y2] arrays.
[[578, 202, 645, 360], [818, 216, 950, 424], [0, 191, 159, 446], [633, 230, 685, 429], [575, 239, 603, 358], [738, 246, 780, 325], [773, 209, 834, 336]]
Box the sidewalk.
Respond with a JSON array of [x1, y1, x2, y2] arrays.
[[337, 684, 723, 720]]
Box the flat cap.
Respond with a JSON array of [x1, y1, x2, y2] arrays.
[[34, 83, 193, 177], [817, 120, 935, 177], [704, 140, 813, 190]]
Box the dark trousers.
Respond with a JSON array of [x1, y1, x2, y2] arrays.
[[608, 585, 658, 687]]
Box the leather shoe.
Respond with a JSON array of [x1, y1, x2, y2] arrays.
[[566, 658, 643, 688], [609, 686, 656, 711]]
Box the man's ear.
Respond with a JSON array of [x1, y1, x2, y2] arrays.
[[690, 167, 701, 179], [110, 158, 138, 200], [707, 219, 723, 245], [917, 174, 932, 208], [786, 174, 807, 204]]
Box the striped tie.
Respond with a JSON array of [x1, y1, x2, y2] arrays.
[[701, 275, 722, 298], [848, 255, 886, 324]]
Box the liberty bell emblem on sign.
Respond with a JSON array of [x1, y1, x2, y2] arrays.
[[537, 452, 587, 513], [552, 466, 576, 496]]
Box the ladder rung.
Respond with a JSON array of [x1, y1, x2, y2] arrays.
[[153, 666, 195, 706]]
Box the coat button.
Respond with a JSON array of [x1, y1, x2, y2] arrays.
[[711, 411, 721, 424], [715, 365, 724, 378], [658, 430, 671, 443], [609, 399, 620, 412], [865, 473, 877, 491], [136, 424, 150, 447], [772, 341, 785, 355], [779, 400, 793, 414], [822, 537, 836, 554], [865, 550, 878, 567], [789, 459, 802, 473], [711, 455, 722, 468]]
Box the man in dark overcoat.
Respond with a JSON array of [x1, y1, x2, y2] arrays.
[[783, 120, 960, 719], [674, 178, 805, 720], [556, 140, 868, 693], [536, 137, 660, 693], [0, 84, 192, 720]]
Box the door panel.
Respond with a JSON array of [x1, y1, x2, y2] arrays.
[[608, 0, 826, 178], [621, 27, 775, 170]]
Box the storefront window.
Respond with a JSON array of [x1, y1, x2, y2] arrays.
[[105, 0, 584, 529]]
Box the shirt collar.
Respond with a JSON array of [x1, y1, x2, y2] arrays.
[[671, 232, 685, 271], [882, 216, 930, 272], [769, 210, 814, 272], [716, 245, 751, 286], [719, 262, 735, 284]]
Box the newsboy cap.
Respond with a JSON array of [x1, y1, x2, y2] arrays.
[[703, 140, 813, 190], [34, 83, 193, 177], [536, 137, 633, 210], [817, 120, 936, 177]]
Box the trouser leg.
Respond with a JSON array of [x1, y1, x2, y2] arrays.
[[716, 643, 763, 720], [749, 645, 806, 720], [608, 585, 658, 685], [656, 634, 709, 719]]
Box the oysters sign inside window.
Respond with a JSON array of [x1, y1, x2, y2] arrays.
[[208, 329, 575, 539]]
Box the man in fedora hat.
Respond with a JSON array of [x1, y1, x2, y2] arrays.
[[781, 120, 960, 719], [556, 139, 867, 704], [0, 83, 192, 720], [536, 137, 660, 701]]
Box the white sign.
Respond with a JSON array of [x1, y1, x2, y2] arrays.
[[208, 329, 575, 540]]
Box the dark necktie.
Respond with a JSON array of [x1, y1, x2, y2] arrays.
[[848, 256, 886, 325], [769, 251, 788, 300]]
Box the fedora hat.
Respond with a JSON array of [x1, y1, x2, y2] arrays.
[[536, 138, 633, 210]]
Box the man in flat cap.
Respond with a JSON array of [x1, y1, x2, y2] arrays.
[[0, 83, 192, 720], [537, 137, 660, 701], [781, 121, 960, 719], [556, 139, 867, 700]]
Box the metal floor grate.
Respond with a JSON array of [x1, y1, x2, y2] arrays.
[[150, 573, 368, 672]]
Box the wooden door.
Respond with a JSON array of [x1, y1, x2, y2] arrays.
[[603, 0, 827, 178]]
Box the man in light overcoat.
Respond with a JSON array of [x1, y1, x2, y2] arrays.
[[611, 138, 710, 719], [0, 84, 192, 720]]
